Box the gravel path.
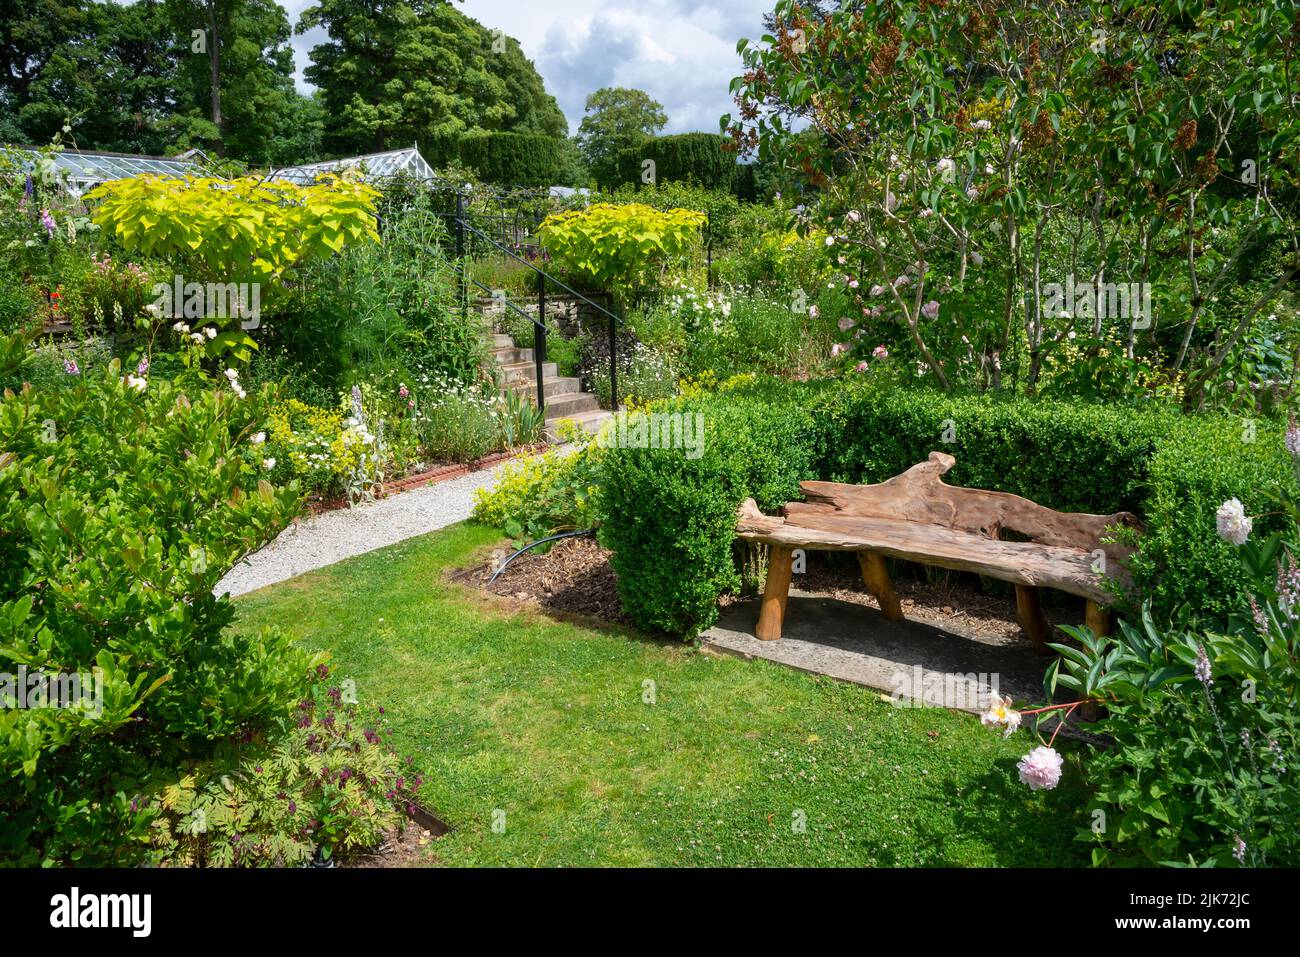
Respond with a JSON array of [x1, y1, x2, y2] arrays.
[[217, 465, 504, 598]]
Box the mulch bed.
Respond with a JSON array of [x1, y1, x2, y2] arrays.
[[454, 535, 1081, 646], [450, 534, 629, 624]]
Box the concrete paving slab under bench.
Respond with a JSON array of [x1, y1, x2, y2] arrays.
[[700, 590, 1047, 715]]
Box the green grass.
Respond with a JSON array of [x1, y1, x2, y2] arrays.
[[231, 522, 1090, 867]]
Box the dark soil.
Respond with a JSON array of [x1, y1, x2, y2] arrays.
[[454, 536, 1089, 647], [450, 535, 629, 624]]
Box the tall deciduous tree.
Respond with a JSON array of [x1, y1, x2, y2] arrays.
[[0, 0, 319, 165], [727, 0, 1300, 400], [576, 86, 668, 185], [298, 0, 566, 157]]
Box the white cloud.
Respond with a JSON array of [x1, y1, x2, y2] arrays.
[[278, 0, 771, 136]]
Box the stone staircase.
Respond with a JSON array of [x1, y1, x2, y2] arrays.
[[489, 333, 613, 440]]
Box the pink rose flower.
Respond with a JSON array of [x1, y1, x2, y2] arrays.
[[872, 345, 889, 359], [921, 300, 941, 319], [855, 361, 869, 373], [830, 343, 848, 357]]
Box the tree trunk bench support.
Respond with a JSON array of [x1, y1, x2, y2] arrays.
[[736, 452, 1139, 652]]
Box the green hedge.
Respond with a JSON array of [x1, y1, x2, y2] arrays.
[[456, 132, 566, 186], [609, 133, 741, 193], [599, 378, 1294, 636]]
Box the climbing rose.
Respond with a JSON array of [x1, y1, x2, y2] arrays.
[[845, 209, 861, 223], [873, 345, 889, 360], [869, 284, 886, 297], [838, 317, 856, 332], [1017, 746, 1063, 791], [830, 343, 848, 357], [854, 361, 869, 373], [921, 300, 941, 319], [808, 305, 819, 319], [1215, 498, 1251, 546], [1285, 417, 1300, 457]]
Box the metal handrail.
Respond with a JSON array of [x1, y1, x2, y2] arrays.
[[454, 218, 624, 327], [454, 262, 547, 332], [450, 193, 619, 414]]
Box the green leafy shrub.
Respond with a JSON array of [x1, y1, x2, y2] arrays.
[[0, 359, 318, 863], [147, 674, 422, 867], [1048, 532, 1300, 866], [598, 382, 821, 635], [598, 377, 1296, 636], [537, 203, 705, 296], [472, 438, 604, 542]]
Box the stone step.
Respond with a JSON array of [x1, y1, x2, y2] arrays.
[[507, 375, 582, 399], [492, 345, 534, 364], [490, 333, 513, 349], [545, 408, 614, 441], [540, 391, 600, 418], [498, 360, 557, 383]]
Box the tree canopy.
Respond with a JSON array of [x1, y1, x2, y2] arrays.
[[576, 86, 668, 186], [298, 0, 567, 158]]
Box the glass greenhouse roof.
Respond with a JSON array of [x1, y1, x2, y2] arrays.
[[266, 147, 435, 186], [6, 147, 204, 196]]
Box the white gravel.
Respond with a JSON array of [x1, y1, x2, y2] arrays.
[[216, 465, 505, 598]]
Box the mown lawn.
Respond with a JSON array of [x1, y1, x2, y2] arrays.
[[231, 521, 1089, 867]]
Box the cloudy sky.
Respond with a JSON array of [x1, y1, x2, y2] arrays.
[[282, 0, 773, 136]]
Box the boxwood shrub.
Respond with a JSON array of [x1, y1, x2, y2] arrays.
[[599, 377, 1294, 636]]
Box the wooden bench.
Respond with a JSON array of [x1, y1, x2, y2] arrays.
[[734, 451, 1141, 652]]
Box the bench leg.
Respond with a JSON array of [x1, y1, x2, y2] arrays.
[[1085, 600, 1111, 638], [755, 545, 794, 641], [1015, 585, 1052, 654], [858, 552, 904, 622], [1080, 602, 1112, 722]]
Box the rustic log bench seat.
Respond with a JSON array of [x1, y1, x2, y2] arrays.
[[734, 451, 1141, 652]]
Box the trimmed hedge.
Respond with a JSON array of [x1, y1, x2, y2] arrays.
[[457, 132, 566, 186], [610, 133, 740, 193], [599, 378, 1294, 636]]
